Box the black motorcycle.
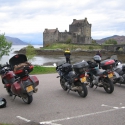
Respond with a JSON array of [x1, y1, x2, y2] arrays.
[[86, 60, 114, 94], [56, 62, 88, 98], [112, 59, 125, 85]]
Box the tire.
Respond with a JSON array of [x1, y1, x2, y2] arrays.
[[89, 81, 94, 88], [60, 78, 68, 91], [6, 88, 13, 96], [103, 78, 114, 94], [77, 83, 88, 98], [22, 94, 33, 104]]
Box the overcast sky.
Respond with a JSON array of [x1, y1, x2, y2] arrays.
[[0, 0, 125, 44]]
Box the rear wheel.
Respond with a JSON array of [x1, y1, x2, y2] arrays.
[[77, 83, 88, 98], [103, 78, 114, 94], [22, 94, 33, 104], [60, 78, 68, 91]]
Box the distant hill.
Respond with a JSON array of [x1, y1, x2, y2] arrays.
[[5, 36, 28, 45], [95, 35, 125, 44], [5, 35, 125, 45]]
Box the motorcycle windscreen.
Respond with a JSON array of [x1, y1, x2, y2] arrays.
[[9, 54, 27, 68]]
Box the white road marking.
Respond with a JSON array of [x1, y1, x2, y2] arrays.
[[40, 108, 122, 124], [101, 104, 119, 109], [121, 107, 125, 108], [17, 104, 125, 125], [41, 122, 61, 125], [16, 116, 30, 122], [16, 116, 61, 125]]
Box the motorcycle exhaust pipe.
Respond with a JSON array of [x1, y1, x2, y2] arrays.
[[71, 86, 82, 91]]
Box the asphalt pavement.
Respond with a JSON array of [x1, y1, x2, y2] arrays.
[[1, 73, 125, 125]]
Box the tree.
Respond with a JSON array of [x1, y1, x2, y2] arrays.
[[26, 45, 36, 61], [92, 39, 97, 44], [104, 39, 117, 45], [66, 38, 71, 44], [0, 33, 12, 60]]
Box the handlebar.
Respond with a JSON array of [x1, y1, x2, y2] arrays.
[[0, 62, 11, 69], [0, 62, 12, 74]]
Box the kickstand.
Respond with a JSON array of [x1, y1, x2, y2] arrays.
[[94, 86, 97, 90], [12, 95, 16, 101], [67, 89, 70, 94]]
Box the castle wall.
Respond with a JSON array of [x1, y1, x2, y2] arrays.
[[58, 32, 72, 42], [43, 31, 59, 46], [69, 24, 82, 34]]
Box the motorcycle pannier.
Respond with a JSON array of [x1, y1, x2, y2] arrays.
[[73, 61, 88, 74], [61, 63, 72, 73], [100, 59, 115, 70]]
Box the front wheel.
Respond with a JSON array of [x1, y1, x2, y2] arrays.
[[103, 78, 114, 94], [77, 83, 88, 98], [22, 94, 33, 104], [60, 78, 68, 91], [6, 88, 13, 96], [87, 75, 94, 88]]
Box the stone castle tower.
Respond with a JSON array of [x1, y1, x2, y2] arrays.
[[43, 18, 92, 47]]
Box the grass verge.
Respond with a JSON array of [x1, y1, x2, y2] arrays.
[[41, 43, 103, 50], [30, 65, 57, 75], [0, 124, 13, 125]]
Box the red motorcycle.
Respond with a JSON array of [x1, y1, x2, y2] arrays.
[[0, 54, 39, 104]]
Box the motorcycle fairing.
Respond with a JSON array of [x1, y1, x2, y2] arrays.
[[2, 71, 15, 84]]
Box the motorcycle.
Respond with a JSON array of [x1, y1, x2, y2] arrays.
[[111, 58, 125, 85], [0, 54, 39, 104], [86, 59, 114, 94], [0, 62, 15, 96], [56, 61, 88, 98]]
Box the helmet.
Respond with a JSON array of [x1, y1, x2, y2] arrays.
[[0, 98, 7, 108]]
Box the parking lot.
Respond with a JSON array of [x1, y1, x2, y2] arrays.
[[1, 73, 125, 125]]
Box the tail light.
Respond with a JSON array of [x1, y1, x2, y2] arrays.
[[22, 76, 29, 81], [5, 84, 11, 87], [79, 74, 85, 78]]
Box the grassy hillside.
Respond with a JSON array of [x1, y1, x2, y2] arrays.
[[42, 43, 103, 50]]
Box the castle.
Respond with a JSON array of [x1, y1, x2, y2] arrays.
[[43, 18, 92, 47]]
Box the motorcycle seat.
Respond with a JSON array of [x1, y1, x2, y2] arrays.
[[96, 70, 104, 76]]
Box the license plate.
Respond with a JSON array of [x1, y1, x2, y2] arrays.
[[26, 85, 33, 92], [108, 73, 113, 78], [80, 77, 86, 82]]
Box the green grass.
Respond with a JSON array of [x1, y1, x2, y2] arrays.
[[30, 66, 57, 75], [41, 43, 103, 50], [0, 123, 12, 125]]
